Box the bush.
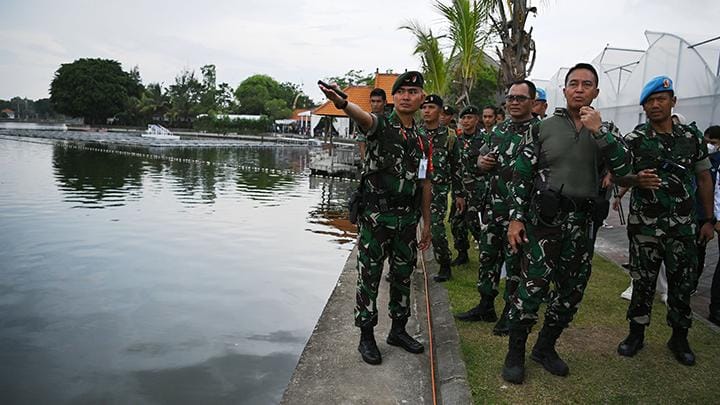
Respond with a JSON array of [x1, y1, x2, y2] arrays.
[[193, 115, 272, 134]]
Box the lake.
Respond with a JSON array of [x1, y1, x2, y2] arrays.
[[0, 128, 357, 404]]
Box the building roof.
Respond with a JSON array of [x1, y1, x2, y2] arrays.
[[1, 108, 14, 113], [291, 108, 311, 120], [313, 72, 401, 117]]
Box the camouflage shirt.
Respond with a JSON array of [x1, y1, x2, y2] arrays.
[[479, 117, 541, 222], [362, 110, 433, 200], [423, 125, 465, 197], [625, 121, 710, 237], [510, 108, 631, 222], [460, 128, 487, 200]]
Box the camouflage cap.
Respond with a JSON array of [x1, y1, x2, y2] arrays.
[[391, 71, 424, 94], [422, 94, 443, 107], [459, 105, 480, 117], [442, 105, 456, 115]]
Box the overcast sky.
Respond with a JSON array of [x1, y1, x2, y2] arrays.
[[1, 0, 718, 103]]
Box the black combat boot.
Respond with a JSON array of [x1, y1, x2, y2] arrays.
[[450, 250, 469, 266], [667, 327, 695, 366], [531, 325, 569, 376], [386, 318, 424, 354], [492, 302, 511, 336], [455, 294, 498, 322], [502, 328, 529, 384], [358, 326, 382, 365], [433, 263, 452, 282], [617, 321, 645, 357]]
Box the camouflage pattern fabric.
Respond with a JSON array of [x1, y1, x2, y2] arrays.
[[623, 122, 710, 329], [459, 128, 487, 247], [507, 111, 630, 330], [354, 111, 432, 328], [450, 132, 472, 252], [424, 125, 464, 266], [627, 233, 697, 328], [475, 118, 539, 299]]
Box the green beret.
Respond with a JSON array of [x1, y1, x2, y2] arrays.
[[422, 94, 443, 107], [392, 71, 424, 94], [460, 105, 480, 117]]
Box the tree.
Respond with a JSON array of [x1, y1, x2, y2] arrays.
[[400, 21, 453, 97], [235, 74, 279, 115], [264, 98, 292, 120], [324, 69, 374, 89], [168, 69, 203, 124], [434, 0, 490, 106], [138, 83, 170, 122], [50, 58, 142, 125]]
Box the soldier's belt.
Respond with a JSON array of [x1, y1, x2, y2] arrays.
[[363, 193, 415, 213]]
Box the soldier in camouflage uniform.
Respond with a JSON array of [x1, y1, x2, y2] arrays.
[[456, 81, 540, 332], [615, 75, 714, 367], [449, 106, 486, 266], [503, 64, 631, 384], [357, 88, 387, 161], [419, 95, 466, 282], [320, 72, 433, 366]]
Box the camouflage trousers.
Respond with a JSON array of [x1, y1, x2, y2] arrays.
[[477, 219, 520, 300], [449, 192, 483, 253], [627, 233, 698, 329], [508, 211, 593, 330], [355, 209, 419, 328], [430, 183, 452, 266]]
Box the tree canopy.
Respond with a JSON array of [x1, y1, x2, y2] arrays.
[[50, 58, 143, 125]]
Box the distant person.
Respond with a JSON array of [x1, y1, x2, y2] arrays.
[[706, 125, 720, 326], [481, 105, 497, 133], [496, 106, 506, 123], [420, 95, 465, 282], [616, 76, 714, 367], [533, 88, 549, 118], [440, 105, 457, 130], [357, 88, 387, 161], [320, 72, 432, 365]]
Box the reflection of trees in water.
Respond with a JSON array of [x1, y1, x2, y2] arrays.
[[52, 145, 143, 206], [53, 144, 311, 206], [307, 176, 358, 244]]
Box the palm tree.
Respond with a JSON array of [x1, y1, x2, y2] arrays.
[[399, 21, 453, 98], [434, 0, 491, 105], [485, 0, 538, 87], [138, 83, 170, 122]]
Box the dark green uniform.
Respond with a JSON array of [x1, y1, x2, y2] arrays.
[[452, 128, 486, 253], [624, 122, 710, 329], [425, 126, 464, 267], [476, 117, 540, 300], [355, 111, 432, 328], [508, 108, 630, 329]]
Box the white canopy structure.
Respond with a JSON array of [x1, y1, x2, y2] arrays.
[[536, 31, 720, 133]]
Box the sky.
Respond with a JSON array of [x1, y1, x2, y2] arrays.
[[1, 0, 718, 103]]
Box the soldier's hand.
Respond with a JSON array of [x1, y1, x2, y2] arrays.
[[580, 106, 602, 133], [455, 196, 466, 213], [318, 82, 343, 106], [507, 220, 528, 253], [418, 223, 432, 251], [478, 154, 497, 172], [699, 222, 715, 243], [612, 196, 622, 212], [636, 169, 661, 190], [602, 172, 613, 188]]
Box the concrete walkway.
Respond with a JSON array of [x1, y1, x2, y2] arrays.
[[281, 248, 471, 405]]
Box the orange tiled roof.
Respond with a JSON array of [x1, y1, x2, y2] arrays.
[[291, 108, 310, 120], [314, 85, 372, 117], [374, 73, 400, 100]]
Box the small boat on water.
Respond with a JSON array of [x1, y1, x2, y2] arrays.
[[142, 124, 179, 140]]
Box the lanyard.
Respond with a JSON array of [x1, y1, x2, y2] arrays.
[[399, 125, 425, 156]]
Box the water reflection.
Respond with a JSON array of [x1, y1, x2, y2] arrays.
[[307, 176, 358, 245]]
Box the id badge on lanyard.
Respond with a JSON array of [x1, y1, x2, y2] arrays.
[[418, 155, 428, 179]]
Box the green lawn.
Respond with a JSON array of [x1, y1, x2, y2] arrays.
[[444, 252, 720, 404]]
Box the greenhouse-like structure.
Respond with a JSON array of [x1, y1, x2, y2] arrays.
[[535, 31, 720, 133]]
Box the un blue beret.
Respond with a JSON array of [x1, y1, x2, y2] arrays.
[[536, 88, 547, 102], [640, 76, 674, 105], [392, 71, 424, 94]]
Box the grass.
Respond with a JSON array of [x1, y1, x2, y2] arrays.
[[443, 250, 720, 404]]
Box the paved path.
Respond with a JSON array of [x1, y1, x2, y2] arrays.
[[595, 201, 717, 322]]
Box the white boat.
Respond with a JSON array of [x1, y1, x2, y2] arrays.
[[142, 124, 179, 140]]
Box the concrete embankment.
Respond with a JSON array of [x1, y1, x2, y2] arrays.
[[281, 247, 471, 405]]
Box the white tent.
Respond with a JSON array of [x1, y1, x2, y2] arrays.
[[535, 31, 720, 133]]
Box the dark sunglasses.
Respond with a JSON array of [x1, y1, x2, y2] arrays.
[[505, 95, 531, 102]]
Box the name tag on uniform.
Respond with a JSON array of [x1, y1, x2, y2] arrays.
[[418, 157, 428, 179]]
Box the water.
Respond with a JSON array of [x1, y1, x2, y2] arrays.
[[0, 130, 357, 404]]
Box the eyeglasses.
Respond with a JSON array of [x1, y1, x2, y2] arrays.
[[505, 95, 531, 102]]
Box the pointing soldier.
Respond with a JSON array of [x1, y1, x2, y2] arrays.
[[320, 72, 432, 365]]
